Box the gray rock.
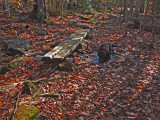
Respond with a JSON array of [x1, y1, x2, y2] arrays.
[[68, 21, 77, 26], [78, 23, 90, 29], [3, 36, 32, 56], [32, 28, 48, 35], [105, 25, 113, 29], [68, 21, 90, 29], [105, 21, 113, 24]]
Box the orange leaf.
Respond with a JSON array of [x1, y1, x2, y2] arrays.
[[124, 100, 130, 104], [130, 113, 136, 117], [136, 86, 144, 89], [145, 67, 149, 70], [0, 101, 2, 106], [0, 76, 5, 80], [73, 76, 81, 80], [8, 29, 17, 36], [2, 111, 8, 116], [66, 89, 75, 94]]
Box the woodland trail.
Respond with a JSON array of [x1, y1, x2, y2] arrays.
[[0, 11, 160, 119]]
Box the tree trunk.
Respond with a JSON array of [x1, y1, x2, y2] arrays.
[[50, 0, 63, 16], [135, 0, 140, 17], [124, 0, 128, 36], [156, 0, 160, 11], [130, 0, 134, 20], [145, 0, 149, 15], [140, 0, 145, 13], [82, 0, 86, 7], [32, 0, 47, 22], [152, 0, 156, 45]]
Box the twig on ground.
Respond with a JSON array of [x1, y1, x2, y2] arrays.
[[8, 89, 24, 120]]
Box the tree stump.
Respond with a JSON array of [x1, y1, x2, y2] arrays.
[[98, 43, 117, 63]]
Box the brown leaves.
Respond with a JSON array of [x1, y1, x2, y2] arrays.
[[0, 6, 160, 119]]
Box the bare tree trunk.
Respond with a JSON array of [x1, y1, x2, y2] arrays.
[[151, 0, 156, 46], [130, 0, 134, 20], [36, 0, 47, 22], [50, 0, 64, 16], [82, 0, 86, 7], [124, 0, 128, 36], [140, 0, 145, 13], [50, 0, 56, 15], [145, 0, 149, 15], [135, 0, 140, 17], [5, 0, 10, 17], [31, 0, 47, 22], [156, 0, 160, 11]]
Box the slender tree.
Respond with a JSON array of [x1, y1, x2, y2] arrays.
[[140, 0, 145, 13], [145, 0, 149, 15], [32, 0, 47, 22], [129, 0, 134, 20], [151, 0, 156, 46], [124, 0, 128, 36]]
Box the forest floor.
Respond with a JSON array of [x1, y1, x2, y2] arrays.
[[0, 9, 160, 120]]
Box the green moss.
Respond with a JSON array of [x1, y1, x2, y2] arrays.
[[11, 16, 17, 19], [91, 19, 100, 24], [29, 82, 37, 89], [14, 106, 42, 120], [58, 64, 72, 72], [74, 65, 78, 70], [29, 96, 41, 103], [49, 92, 55, 94], [48, 20, 56, 25], [0, 59, 24, 75], [36, 91, 42, 96], [58, 64, 78, 72]]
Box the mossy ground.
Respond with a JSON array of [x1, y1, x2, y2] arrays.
[[0, 59, 24, 75], [58, 64, 78, 72], [14, 106, 42, 120]]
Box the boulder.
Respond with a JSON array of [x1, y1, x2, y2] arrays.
[[0, 58, 25, 75], [77, 23, 91, 29], [68, 21, 77, 26], [138, 15, 160, 34], [3, 36, 32, 56], [143, 25, 160, 34], [68, 21, 91, 29], [79, 15, 90, 20], [32, 28, 48, 35]]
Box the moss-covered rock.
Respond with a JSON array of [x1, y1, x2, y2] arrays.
[[23, 80, 45, 95], [44, 19, 56, 25], [58, 64, 78, 72], [0, 58, 25, 75], [32, 28, 48, 35], [14, 106, 42, 120]]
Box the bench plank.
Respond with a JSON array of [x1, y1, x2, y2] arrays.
[[42, 29, 90, 63]]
